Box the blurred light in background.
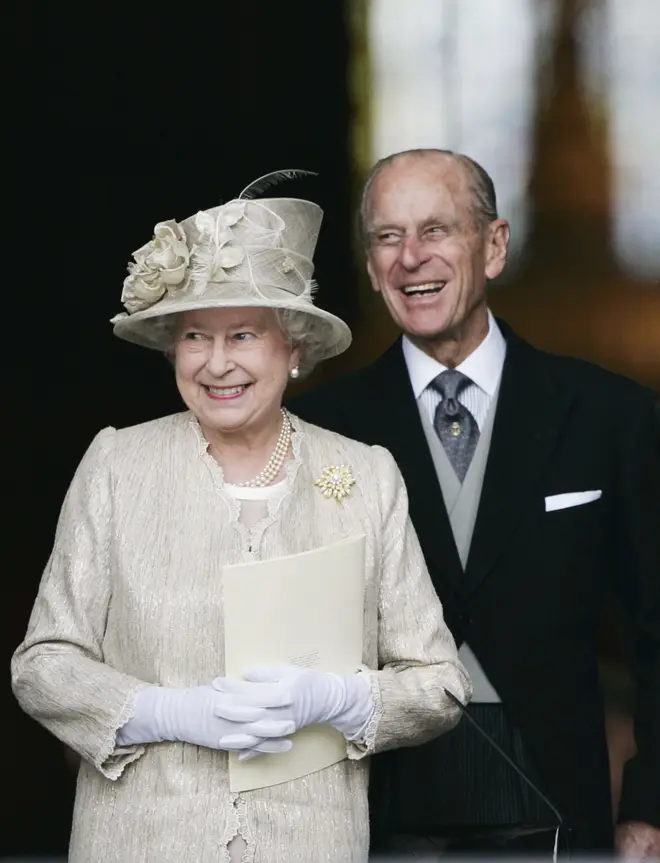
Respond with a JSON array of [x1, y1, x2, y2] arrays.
[[599, 0, 660, 280], [364, 0, 660, 281], [367, 0, 555, 266]]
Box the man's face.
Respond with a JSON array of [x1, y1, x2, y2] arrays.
[[365, 154, 508, 344]]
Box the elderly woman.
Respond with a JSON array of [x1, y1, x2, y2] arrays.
[[12, 178, 471, 863]]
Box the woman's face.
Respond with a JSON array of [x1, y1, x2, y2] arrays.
[[174, 307, 299, 437]]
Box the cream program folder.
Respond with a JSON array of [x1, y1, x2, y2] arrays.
[[222, 534, 366, 792]]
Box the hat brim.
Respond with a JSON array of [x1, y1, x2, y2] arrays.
[[112, 287, 352, 360]]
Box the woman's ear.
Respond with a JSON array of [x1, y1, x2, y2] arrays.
[[290, 344, 301, 370]]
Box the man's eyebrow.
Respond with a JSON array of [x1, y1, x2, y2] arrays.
[[420, 215, 457, 229], [369, 216, 457, 235]]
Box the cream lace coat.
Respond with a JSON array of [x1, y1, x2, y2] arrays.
[[12, 412, 471, 863]]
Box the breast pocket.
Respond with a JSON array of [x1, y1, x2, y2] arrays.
[[540, 488, 610, 609], [544, 490, 602, 512]]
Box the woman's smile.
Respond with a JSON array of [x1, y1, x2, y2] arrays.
[[204, 383, 251, 400]]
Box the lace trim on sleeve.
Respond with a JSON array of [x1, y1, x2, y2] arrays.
[[95, 682, 150, 780], [346, 668, 382, 760]]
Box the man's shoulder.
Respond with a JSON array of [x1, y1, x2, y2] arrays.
[[291, 342, 402, 407], [522, 340, 654, 406], [287, 342, 405, 439]]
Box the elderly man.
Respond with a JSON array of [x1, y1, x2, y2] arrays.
[[290, 149, 660, 857]]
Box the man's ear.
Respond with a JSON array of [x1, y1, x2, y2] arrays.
[[484, 219, 510, 280], [366, 256, 381, 293]]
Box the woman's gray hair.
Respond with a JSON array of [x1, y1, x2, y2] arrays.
[[155, 315, 182, 362], [275, 308, 330, 379], [159, 308, 327, 378]]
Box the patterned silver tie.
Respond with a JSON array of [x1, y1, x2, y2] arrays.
[[431, 369, 480, 482]]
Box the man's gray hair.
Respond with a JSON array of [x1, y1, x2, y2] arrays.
[[357, 148, 498, 246], [159, 309, 328, 378]]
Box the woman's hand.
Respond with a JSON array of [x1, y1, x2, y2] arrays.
[[117, 685, 295, 757], [212, 665, 375, 759]]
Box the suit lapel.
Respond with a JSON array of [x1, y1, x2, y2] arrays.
[[464, 327, 575, 593], [360, 342, 465, 590]]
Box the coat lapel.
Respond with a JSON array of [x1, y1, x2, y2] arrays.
[[464, 326, 575, 593], [360, 342, 465, 591]]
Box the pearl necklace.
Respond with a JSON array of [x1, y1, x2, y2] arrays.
[[235, 409, 292, 488]]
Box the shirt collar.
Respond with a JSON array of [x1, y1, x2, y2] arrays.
[[402, 310, 507, 399]]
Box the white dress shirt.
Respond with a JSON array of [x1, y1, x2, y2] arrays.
[[402, 309, 507, 432], [402, 310, 507, 702]]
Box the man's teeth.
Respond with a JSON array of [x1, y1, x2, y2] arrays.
[[402, 282, 446, 296], [207, 385, 248, 395]]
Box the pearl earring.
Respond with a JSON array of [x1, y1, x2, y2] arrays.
[[290, 366, 300, 380]]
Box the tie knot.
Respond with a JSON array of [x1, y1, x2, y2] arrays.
[[431, 369, 470, 400]]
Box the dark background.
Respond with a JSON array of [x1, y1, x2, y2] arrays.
[[5, 2, 356, 854]]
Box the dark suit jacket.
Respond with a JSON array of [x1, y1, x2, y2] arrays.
[[288, 321, 660, 851]]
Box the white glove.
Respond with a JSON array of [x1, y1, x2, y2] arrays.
[[116, 685, 295, 757], [212, 665, 375, 759]]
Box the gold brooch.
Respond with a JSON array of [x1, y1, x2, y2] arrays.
[[314, 464, 355, 503]]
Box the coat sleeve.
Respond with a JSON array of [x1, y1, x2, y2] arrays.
[[11, 428, 149, 780], [348, 446, 472, 759], [616, 393, 660, 828]]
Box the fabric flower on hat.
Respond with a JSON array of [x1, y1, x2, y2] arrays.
[[188, 201, 246, 294], [121, 220, 191, 314]]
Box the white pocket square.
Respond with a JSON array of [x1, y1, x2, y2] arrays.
[[545, 490, 602, 512]]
